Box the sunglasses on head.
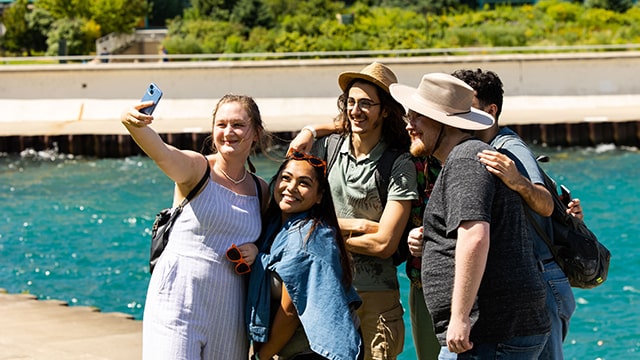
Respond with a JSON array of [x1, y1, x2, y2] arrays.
[[286, 150, 327, 175], [226, 244, 251, 275]]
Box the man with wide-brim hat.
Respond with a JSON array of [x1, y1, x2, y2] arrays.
[[295, 61, 418, 360], [390, 73, 551, 359]]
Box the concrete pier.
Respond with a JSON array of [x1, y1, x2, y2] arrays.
[[1, 53, 639, 155], [1, 95, 638, 156], [0, 290, 141, 359]]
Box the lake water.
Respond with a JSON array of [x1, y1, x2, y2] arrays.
[[0, 144, 638, 359]]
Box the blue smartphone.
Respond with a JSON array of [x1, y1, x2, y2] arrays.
[[140, 83, 163, 115]]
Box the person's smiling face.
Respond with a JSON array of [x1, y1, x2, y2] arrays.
[[405, 110, 443, 158], [274, 160, 322, 220], [213, 102, 255, 155], [346, 81, 385, 137]]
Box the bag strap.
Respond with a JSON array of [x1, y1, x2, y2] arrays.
[[524, 207, 558, 259], [324, 133, 403, 207], [250, 172, 263, 213], [325, 133, 345, 174], [177, 155, 211, 210], [375, 148, 403, 208]]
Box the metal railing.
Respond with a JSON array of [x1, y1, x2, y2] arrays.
[[2, 43, 640, 65]]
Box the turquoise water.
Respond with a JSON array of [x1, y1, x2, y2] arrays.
[[1, 145, 638, 359]]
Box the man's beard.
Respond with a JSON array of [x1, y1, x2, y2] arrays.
[[410, 139, 429, 157]]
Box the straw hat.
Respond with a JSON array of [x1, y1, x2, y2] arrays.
[[338, 62, 398, 95], [389, 73, 494, 130]]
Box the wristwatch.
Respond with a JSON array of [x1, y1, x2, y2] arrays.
[[251, 353, 260, 360]]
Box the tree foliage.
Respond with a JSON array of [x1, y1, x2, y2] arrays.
[[584, 0, 633, 13], [1, 0, 149, 55], [162, 0, 640, 56], [3, 0, 640, 57], [149, 0, 189, 27], [2, 0, 39, 54]]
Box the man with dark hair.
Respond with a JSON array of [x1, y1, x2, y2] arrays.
[[453, 68, 580, 360]]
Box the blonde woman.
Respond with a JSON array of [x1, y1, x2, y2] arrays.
[[121, 94, 270, 360]]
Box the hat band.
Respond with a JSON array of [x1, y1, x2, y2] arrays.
[[446, 110, 471, 116]]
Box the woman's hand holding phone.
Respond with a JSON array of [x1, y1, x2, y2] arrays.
[[121, 83, 163, 128], [140, 83, 163, 115]]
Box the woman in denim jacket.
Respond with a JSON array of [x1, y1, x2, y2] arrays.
[[247, 151, 363, 360]]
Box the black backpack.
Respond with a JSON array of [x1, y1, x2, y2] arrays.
[[526, 157, 611, 289], [321, 134, 411, 266]]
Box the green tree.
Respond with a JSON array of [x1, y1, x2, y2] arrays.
[[584, 0, 633, 13], [2, 0, 30, 54], [38, 0, 148, 35], [33, 0, 149, 54], [36, 0, 91, 19], [26, 7, 54, 53], [190, 0, 235, 19], [149, 0, 190, 27], [230, 0, 274, 29], [87, 0, 148, 34], [45, 18, 88, 55], [1, 0, 48, 55]]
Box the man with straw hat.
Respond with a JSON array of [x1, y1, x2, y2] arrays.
[[390, 73, 550, 359], [302, 62, 418, 360]]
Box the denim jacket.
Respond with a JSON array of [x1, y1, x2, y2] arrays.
[[246, 212, 362, 360]]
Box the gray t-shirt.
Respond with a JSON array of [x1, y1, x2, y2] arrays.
[[422, 139, 549, 344], [315, 136, 418, 291]]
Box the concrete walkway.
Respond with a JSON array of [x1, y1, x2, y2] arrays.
[[0, 290, 141, 360], [1, 95, 639, 137]]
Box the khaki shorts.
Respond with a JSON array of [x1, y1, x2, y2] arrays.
[[357, 290, 405, 360]]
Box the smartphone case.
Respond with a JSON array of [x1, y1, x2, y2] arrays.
[[140, 83, 163, 115]]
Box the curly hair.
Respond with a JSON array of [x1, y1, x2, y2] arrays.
[[451, 69, 504, 121]]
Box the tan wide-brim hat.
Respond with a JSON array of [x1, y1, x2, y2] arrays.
[[390, 73, 495, 130], [338, 61, 398, 95]]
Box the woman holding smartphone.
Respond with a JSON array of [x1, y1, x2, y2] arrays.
[[121, 93, 270, 360], [246, 150, 363, 360]]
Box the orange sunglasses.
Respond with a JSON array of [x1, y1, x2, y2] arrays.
[[286, 149, 327, 176], [226, 244, 251, 275]]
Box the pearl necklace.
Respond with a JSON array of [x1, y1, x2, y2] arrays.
[[219, 167, 247, 185]]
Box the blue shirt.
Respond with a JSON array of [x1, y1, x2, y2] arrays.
[[246, 212, 362, 360], [491, 127, 555, 261]]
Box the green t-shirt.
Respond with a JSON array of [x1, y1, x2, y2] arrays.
[[323, 137, 418, 291]]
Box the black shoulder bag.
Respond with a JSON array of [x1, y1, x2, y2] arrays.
[[149, 159, 210, 273], [525, 165, 611, 289]]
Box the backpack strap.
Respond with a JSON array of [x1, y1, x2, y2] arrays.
[[375, 147, 409, 265], [323, 136, 409, 265], [375, 148, 404, 207], [524, 206, 557, 257], [325, 133, 403, 205], [325, 133, 346, 174]]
